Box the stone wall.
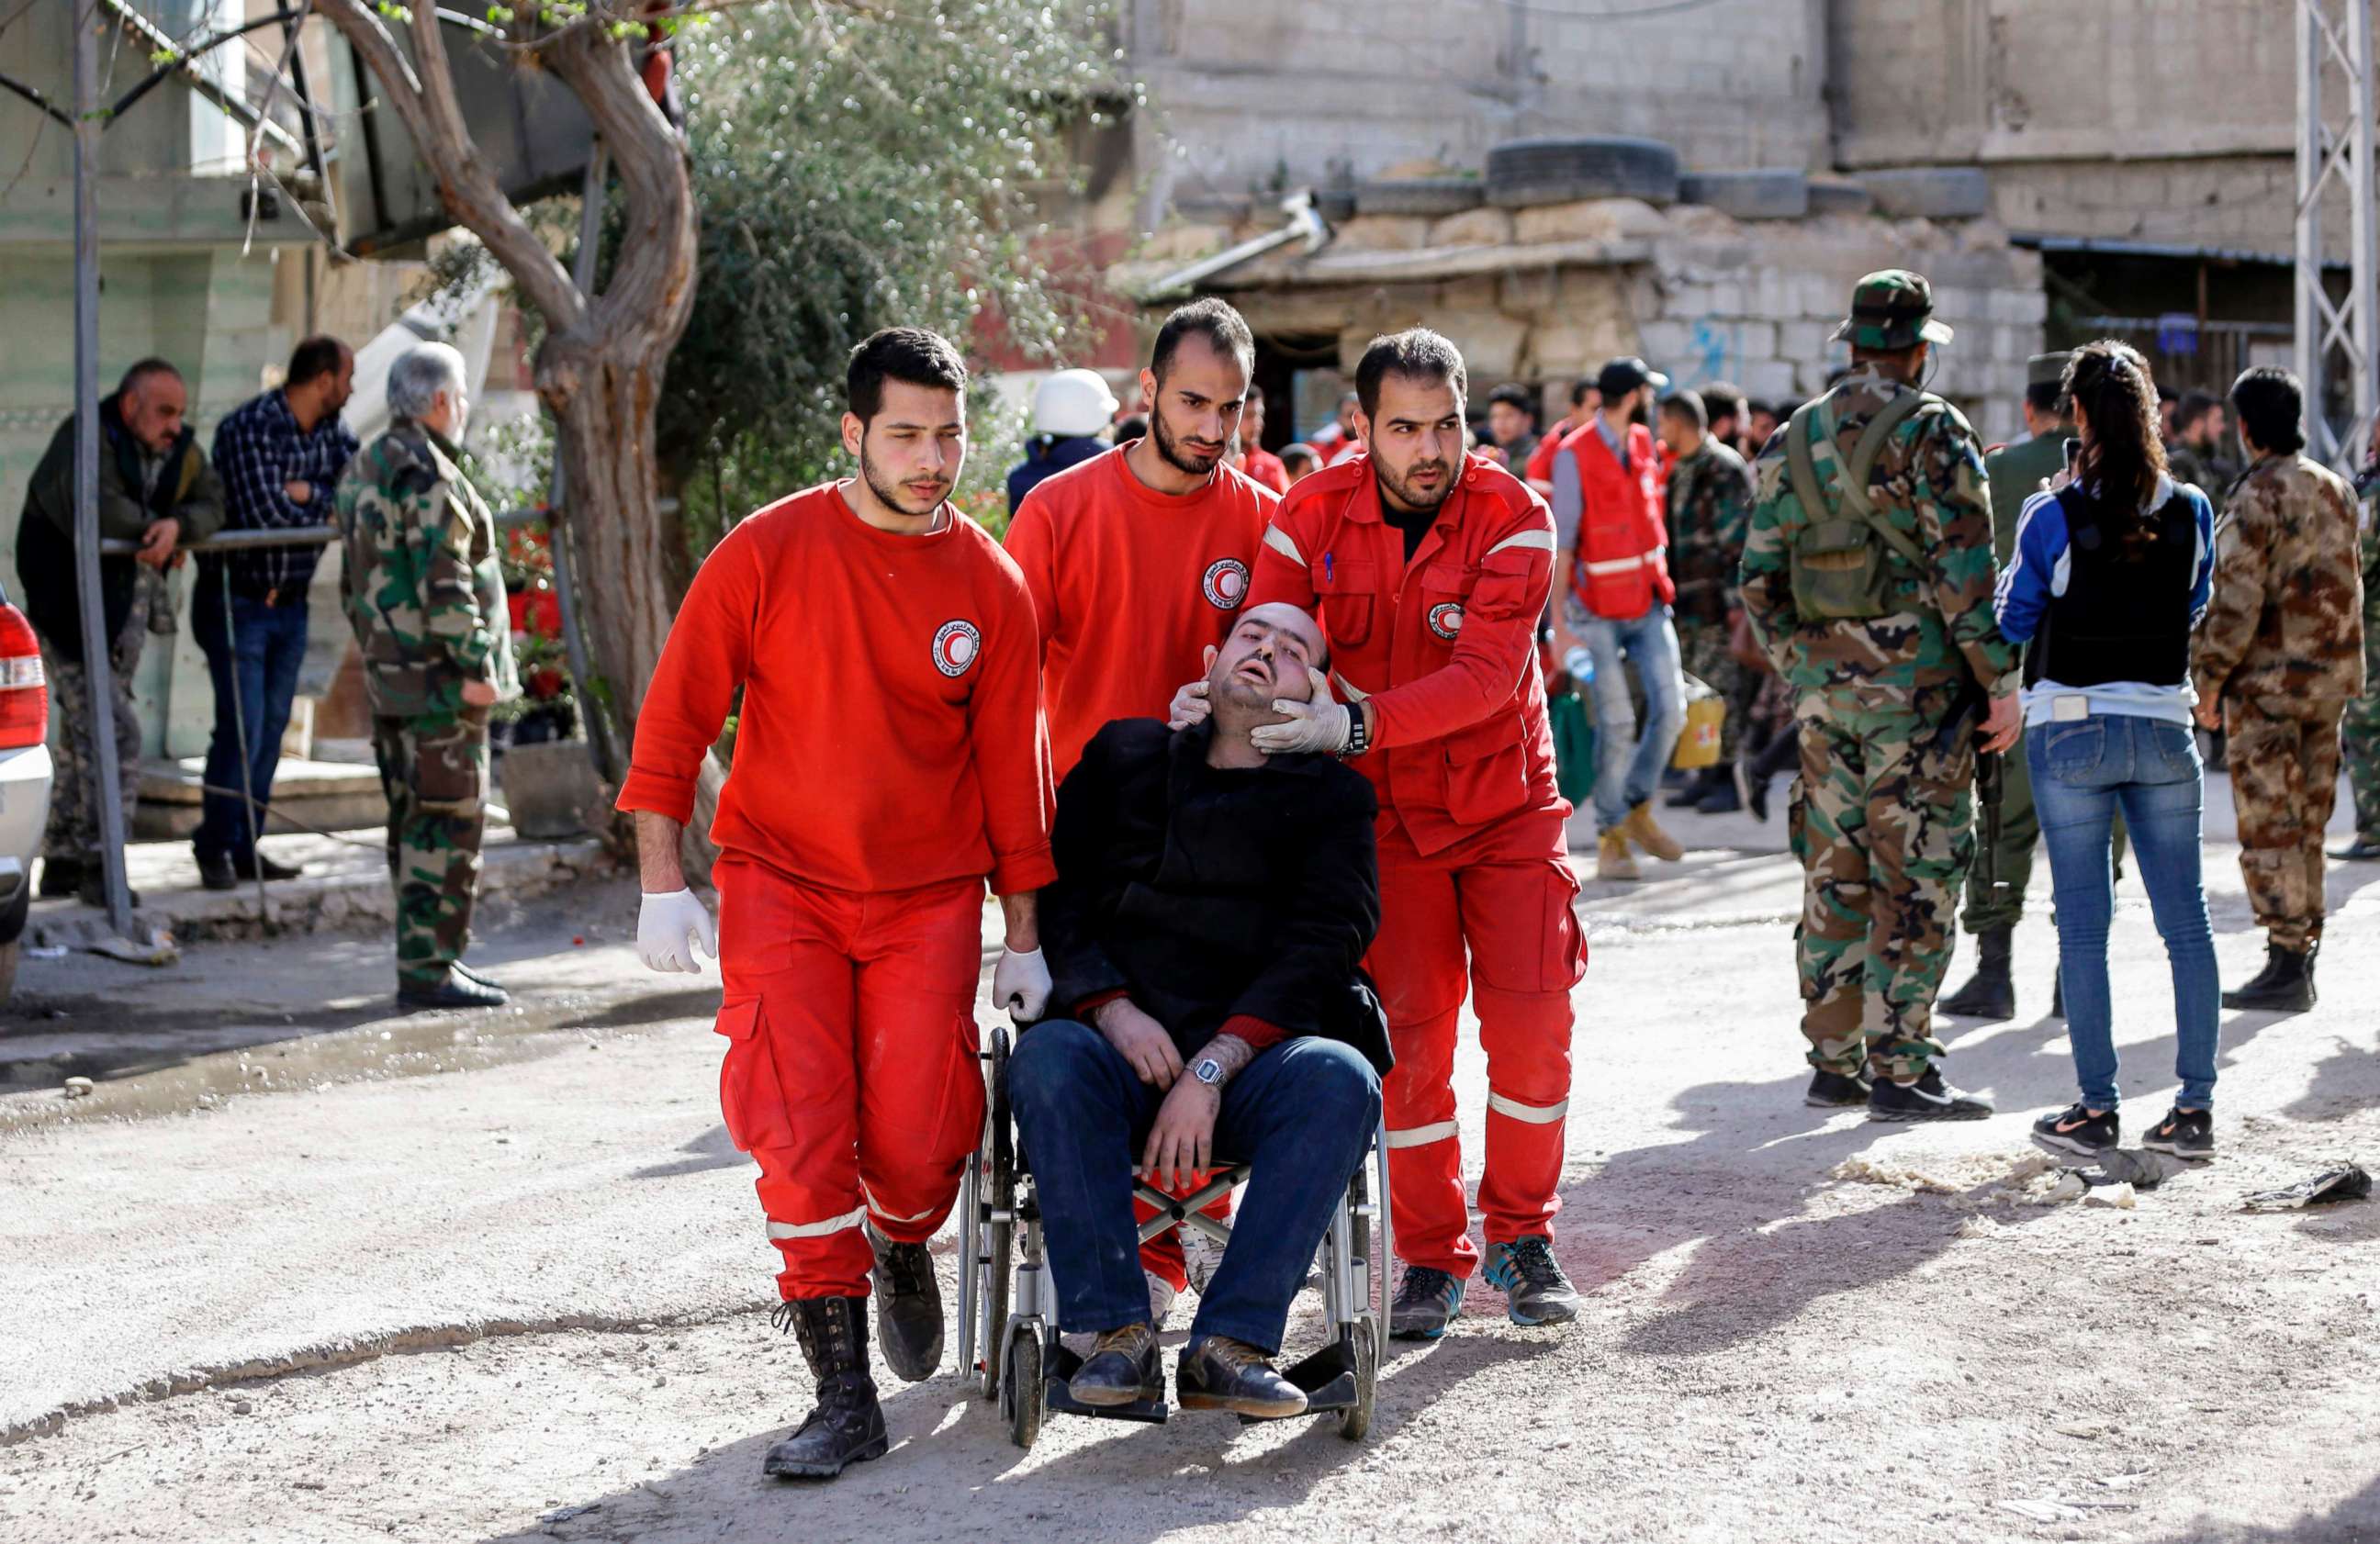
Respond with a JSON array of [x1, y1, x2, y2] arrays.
[[1135, 0, 1831, 207], [1829, 0, 2300, 254], [1164, 197, 2044, 445]]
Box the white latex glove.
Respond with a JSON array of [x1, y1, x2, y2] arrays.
[[994, 945, 1052, 1021], [637, 887, 717, 974], [1166, 677, 1212, 729], [1248, 667, 1353, 756]]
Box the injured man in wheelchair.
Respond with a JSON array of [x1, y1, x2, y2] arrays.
[[1011, 600, 1393, 1420]]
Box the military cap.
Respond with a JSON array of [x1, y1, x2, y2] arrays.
[[1829, 269, 1955, 351], [2026, 350, 2075, 387]]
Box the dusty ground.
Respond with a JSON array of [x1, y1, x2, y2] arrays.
[[3, 777, 2376, 1544]]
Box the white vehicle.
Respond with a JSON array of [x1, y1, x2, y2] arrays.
[[0, 584, 54, 1000]]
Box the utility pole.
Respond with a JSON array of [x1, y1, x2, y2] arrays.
[[73, 0, 137, 936], [2296, 0, 2379, 472]]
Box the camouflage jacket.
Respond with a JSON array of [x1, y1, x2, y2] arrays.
[[1664, 438, 1753, 626], [333, 420, 519, 719], [2193, 452, 2365, 710], [1740, 368, 2017, 714]]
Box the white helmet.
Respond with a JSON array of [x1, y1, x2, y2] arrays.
[[1033, 368, 1120, 438]]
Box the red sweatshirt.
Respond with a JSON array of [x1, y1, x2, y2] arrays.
[[1004, 443, 1274, 779], [1239, 446, 1290, 495], [1247, 452, 1563, 856], [616, 482, 1056, 897]]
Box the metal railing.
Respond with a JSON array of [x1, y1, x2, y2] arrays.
[[70, 504, 613, 938]]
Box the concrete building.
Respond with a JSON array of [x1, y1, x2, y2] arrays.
[[1102, 0, 2307, 444]]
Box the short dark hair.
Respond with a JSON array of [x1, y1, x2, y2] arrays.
[[846, 327, 969, 424], [1701, 381, 1745, 424], [2176, 389, 2221, 433], [286, 335, 348, 389], [1354, 330, 1466, 420], [1244, 383, 1264, 406], [1486, 382, 1536, 420], [1660, 387, 1708, 431], [117, 357, 181, 398], [1114, 413, 1149, 442], [2024, 380, 2065, 416], [2228, 366, 2306, 456], [1280, 442, 1318, 474], [1151, 297, 1255, 385], [1568, 379, 1595, 409], [1746, 398, 1774, 420]]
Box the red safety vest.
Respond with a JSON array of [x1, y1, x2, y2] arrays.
[[1562, 420, 1673, 619]]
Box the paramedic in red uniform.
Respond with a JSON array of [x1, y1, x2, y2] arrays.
[[1175, 329, 1588, 1339], [1005, 297, 1275, 1323], [620, 328, 1056, 1482]]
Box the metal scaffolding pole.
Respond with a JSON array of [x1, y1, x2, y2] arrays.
[[2296, 0, 2380, 472], [72, 0, 137, 937]]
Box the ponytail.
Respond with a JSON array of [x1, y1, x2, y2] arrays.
[[2061, 341, 2168, 552]]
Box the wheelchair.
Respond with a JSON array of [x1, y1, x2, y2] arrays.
[[953, 1024, 1393, 1450]]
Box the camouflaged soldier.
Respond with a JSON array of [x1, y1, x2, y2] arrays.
[[2193, 366, 2365, 1012], [1740, 270, 2021, 1121], [2331, 422, 2380, 864], [334, 343, 520, 1011], [1656, 386, 1757, 811]]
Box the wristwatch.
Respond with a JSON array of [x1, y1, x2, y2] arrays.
[[1341, 702, 1370, 759], [1191, 1057, 1226, 1087]]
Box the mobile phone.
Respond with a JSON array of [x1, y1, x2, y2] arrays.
[[2063, 437, 2083, 477]]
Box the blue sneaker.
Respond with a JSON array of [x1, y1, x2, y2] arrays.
[[1481, 1236, 1580, 1326], [1388, 1265, 1465, 1340]]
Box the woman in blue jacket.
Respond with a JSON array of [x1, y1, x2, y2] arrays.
[[1993, 341, 2220, 1162]]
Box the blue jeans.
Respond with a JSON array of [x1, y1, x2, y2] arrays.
[[2028, 713, 2219, 1111], [191, 578, 309, 865], [1569, 600, 1684, 829], [1007, 1020, 1380, 1354]]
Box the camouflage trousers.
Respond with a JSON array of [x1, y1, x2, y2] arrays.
[[2225, 696, 2342, 951], [2342, 627, 2380, 844], [1792, 701, 1975, 1080], [372, 706, 490, 986], [39, 632, 144, 865], [1675, 616, 1749, 761]]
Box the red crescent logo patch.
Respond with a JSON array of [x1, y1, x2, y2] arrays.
[[1202, 557, 1251, 610], [1428, 601, 1465, 640], [932, 619, 982, 677]]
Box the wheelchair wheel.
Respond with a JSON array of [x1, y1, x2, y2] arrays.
[[1338, 1320, 1377, 1442], [979, 1024, 1015, 1404], [1002, 1325, 1043, 1451]]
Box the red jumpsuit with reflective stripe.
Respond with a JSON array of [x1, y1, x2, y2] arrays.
[[1247, 452, 1586, 1278], [618, 482, 1057, 1300]]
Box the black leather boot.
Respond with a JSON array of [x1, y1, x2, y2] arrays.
[[2223, 943, 2314, 1013], [1938, 926, 2015, 1020], [764, 1297, 889, 1480]]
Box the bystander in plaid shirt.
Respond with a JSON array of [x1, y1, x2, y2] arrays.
[[208, 388, 361, 599]]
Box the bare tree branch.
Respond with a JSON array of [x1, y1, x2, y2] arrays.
[[314, 0, 583, 327]]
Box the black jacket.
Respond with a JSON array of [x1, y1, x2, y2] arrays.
[[17, 398, 225, 663], [1042, 717, 1391, 1076]]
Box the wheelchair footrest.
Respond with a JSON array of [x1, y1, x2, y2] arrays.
[[1232, 1337, 1360, 1422], [1044, 1341, 1170, 1425]]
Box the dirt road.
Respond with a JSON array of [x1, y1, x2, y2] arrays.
[[4, 789, 2375, 1544]]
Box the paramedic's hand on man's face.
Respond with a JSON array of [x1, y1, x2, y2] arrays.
[[1249, 668, 1351, 756], [1166, 677, 1211, 729]]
